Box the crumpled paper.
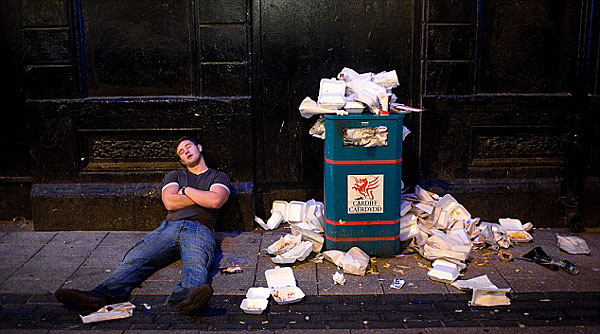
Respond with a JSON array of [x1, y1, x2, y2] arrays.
[[332, 272, 346, 285], [80, 302, 136, 324], [337, 67, 399, 112], [343, 126, 388, 147], [557, 234, 591, 255], [309, 117, 325, 139], [421, 229, 472, 262], [450, 275, 499, 291], [321, 247, 370, 276], [299, 97, 348, 118]]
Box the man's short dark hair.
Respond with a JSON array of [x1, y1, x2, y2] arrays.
[[174, 136, 198, 156]]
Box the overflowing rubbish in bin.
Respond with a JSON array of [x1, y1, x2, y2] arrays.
[[246, 67, 592, 312]]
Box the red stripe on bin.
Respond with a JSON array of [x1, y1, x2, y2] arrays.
[[325, 218, 400, 226], [324, 157, 402, 165], [325, 234, 401, 242]]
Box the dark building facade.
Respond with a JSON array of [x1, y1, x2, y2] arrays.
[[1, 0, 598, 231]]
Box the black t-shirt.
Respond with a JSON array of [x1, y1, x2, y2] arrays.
[[161, 168, 231, 230]]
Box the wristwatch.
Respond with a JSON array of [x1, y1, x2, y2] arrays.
[[181, 186, 187, 195]]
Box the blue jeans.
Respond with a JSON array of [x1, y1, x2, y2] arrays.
[[93, 220, 216, 305]]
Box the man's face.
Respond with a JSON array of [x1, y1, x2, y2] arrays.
[[176, 140, 202, 167]]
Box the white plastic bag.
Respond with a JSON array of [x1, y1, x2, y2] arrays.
[[557, 234, 591, 255]]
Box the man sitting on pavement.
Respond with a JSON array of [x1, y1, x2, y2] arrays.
[[54, 136, 231, 315]]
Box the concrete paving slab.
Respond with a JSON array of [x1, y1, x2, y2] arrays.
[[375, 255, 430, 280], [217, 231, 262, 247], [49, 331, 124, 334], [317, 270, 384, 295], [132, 279, 178, 295], [29, 243, 95, 262], [381, 279, 450, 295], [81, 245, 131, 268], [0, 277, 65, 293], [60, 266, 110, 290], [0, 267, 17, 283], [10, 262, 80, 280], [0, 244, 44, 266], [0, 231, 56, 245], [569, 278, 600, 291], [211, 269, 256, 295], [49, 231, 107, 247], [504, 276, 577, 293], [0, 330, 51, 334], [100, 231, 146, 247], [257, 256, 317, 281], [275, 330, 350, 334]]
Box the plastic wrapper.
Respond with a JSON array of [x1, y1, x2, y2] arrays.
[[80, 302, 136, 324], [557, 234, 591, 255]]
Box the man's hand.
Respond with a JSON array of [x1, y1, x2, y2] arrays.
[[161, 184, 229, 211], [183, 185, 229, 209], [162, 184, 195, 211]]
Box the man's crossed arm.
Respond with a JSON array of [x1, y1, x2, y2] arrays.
[[161, 184, 229, 211]]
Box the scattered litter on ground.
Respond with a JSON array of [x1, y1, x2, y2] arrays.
[[469, 288, 511, 307], [240, 287, 270, 314], [522, 246, 579, 275], [322, 247, 370, 276], [220, 266, 243, 274], [80, 302, 136, 324], [390, 278, 405, 289], [557, 234, 591, 255], [333, 272, 346, 285], [498, 250, 514, 262], [265, 267, 305, 304]]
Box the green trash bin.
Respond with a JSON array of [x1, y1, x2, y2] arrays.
[[323, 114, 404, 257]]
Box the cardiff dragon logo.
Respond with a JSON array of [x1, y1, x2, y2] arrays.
[[351, 176, 380, 200]]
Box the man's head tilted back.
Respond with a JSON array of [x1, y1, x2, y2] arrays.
[[174, 136, 203, 168]]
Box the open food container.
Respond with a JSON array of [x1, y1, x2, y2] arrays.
[[343, 101, 365, 113], [267, 234, 301, 256], [272, 200, 289, 221], [240, 287, 271, 314], [318, 78, 346, 110], [271, 240, 313, 264], [499, 218, 532, 243], [427, 259, 465, 284], [265, 267, 305, 304], [287, 201, 307, 224]]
